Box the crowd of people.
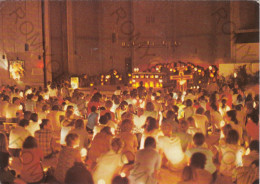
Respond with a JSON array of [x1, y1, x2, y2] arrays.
[[0, 81, 259, 184]]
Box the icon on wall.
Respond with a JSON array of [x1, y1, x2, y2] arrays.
[[9, 60, 25, 81]]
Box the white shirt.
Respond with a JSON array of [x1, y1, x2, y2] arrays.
[[129, 147, 161, 184], [185, 147, 216, 174], [158, 136, 185, 165], [6, 103, 19, 118], [193, 114, 208, 135], [93, 150, 127, 184], [9, 126, 31, 149], [26, 120, 40, 136]]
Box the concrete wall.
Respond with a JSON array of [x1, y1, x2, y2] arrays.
[[65, 1, 234, 76], [0, 1, 258, 84], [0, 1, 46, 86]]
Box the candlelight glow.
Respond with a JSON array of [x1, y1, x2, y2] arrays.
[[80, 148, 87, 157]]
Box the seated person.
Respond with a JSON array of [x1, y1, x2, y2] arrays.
[[35, 119, 56, 159], [0, 152, 26, 184], [129, 137, 161, 184], [93, 138, 128, 184], [54, 133, 82, 183], [185, 133, 216, 174], [65, 162, 94, 184], [158, 121, 187, 171], [20, 136, 44, 184], [242, 140, 259, 167], [69, 119, 89, 149]]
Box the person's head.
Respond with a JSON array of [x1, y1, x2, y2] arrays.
[[210, 103, 218, 111], [226, 129, 239, 145], [105, 112, 112, 121], [179, 120, 189, 132], [120, 119, 134, 132], [196, 107, 204, 115], [91, 105, 97, 113], [226, 110, 238, 124], [186, 99, 192, 107], [65, 133, 79, 148], [181, 166, 193, 181], [111, 138, 124, 153], [145, 102, 155, 111], [52, 105, 59, 111], [40, 119, 51, 130], [67, 105, 74, 112], [166, 110, 175, 120], [30, 113, 38, 122], [105, 100, 113, 109], [221, 99, 227, 108], [144, 136, 156, 149], [193, 133, 205, 147], [27, 94, 34, 100], [222, 124, 232, 137], [190, 152, 206, 169], [145, 117, 158, 132], [23, 136, 38, 149], [75, 119, 84, 129], [65, 110, 74, 119], [0, 133, 8, 152], [99, 115, 108, 125], [112, 176, 129, 184], [249, 140, 259, 152], [19, 119, 29, 128], [127, 104, 134, 112], [187, 117, 195, 127], [100, 126, 112, 136], [12, 97, 20, 104], [137, 108, 144, 116], [161, 122, 173, 136], [65, 163, 94, 184], [42, 104, 49, 112], [24, 111, 32, 120], [0, 152, 10, 170], [247, 110, 259, 126]]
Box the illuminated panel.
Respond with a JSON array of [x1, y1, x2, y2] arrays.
[[9, 60, 25, 81], [150, 81, 154, 87], [71, 77, 79, 89]]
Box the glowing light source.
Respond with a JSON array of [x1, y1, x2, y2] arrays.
[[98, 179, 106, 184], [120, 172, 126, 177], [209, 66, 212, 70], [234, 73, 237, 78], [194, 67, 197, 71], [80, 148, 87, 157], [71, 77, 79, 89], [179, 80, 186, 85], [159, 79, 163, 83], [19, 105, 23, 110], [210, 73, 214, 78], [90, 83, 94, 87]]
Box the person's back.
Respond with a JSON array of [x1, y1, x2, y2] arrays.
[[0, 97, 9, 117], [185, 133, 216, 174], [129, 137, 161, 184], [88, 127, 113, 163], [93, 138, 128, 184], [20, 137, 44, 183], [25, 95, 36, 112], [192, 108, 208, 136], [9, 120, 31, 153], [69, 119, 88, 149]]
